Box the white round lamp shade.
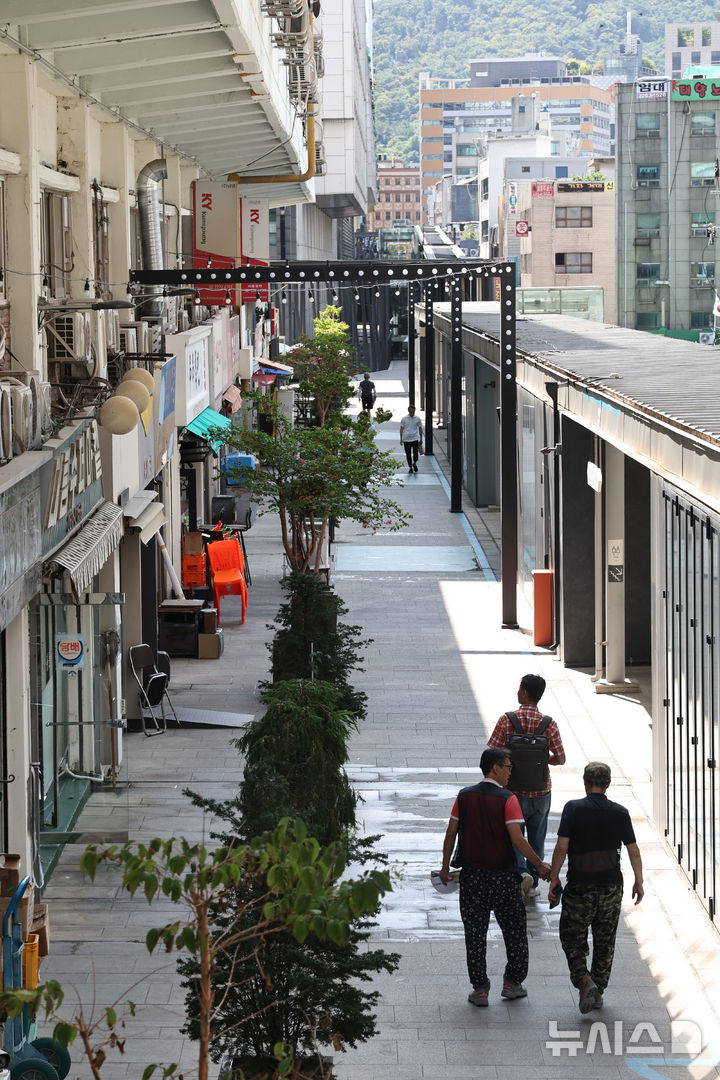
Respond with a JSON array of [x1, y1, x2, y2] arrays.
[[121, 367, 155, 393], [99, 395, 140, 435], [115, 380, 151, 413]]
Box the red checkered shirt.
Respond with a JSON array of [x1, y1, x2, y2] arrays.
[[487, 704, 564, 797]]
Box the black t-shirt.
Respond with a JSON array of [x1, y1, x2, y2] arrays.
[[558, 792, 636, 886], [359, 380, 375, 400]]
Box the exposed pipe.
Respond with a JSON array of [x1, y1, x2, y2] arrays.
[[136, 158, 168, 317], [227, 105, 316, 186]]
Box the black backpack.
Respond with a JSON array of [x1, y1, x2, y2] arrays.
[[505, 712, 552, 793]]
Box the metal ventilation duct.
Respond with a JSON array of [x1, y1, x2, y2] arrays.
[[136, 158, 168, 318]]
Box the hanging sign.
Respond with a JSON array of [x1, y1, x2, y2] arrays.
[[55, 633, 85, 671], [515, 221, 529, 236]]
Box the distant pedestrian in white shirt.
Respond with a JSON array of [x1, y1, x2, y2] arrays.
[[400, 405, 423, 473]]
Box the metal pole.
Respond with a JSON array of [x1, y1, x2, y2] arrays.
[[424, 285, 434, 457], [408, 282, 416, 403], [450, 276, 463, 512], [605, 443, 626, 685], [500, 264, 518, 628]]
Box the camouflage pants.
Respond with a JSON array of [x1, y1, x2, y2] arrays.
[[559, 883, 623, 992]]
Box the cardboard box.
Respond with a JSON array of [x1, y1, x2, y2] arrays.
[[184, 531, 204, 555], [32, 903, 50, 957], [197, 629, 224, 659], [0, 854, 22, 896], [0, 882, 34, 939], [201, 607, 218, 634]]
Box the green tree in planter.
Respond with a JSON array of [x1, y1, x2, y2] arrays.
[[219, 400, 409, 574], [182, 688, 399, 1077], [291, 305, 357, 428], [269, 572, 369, 720]]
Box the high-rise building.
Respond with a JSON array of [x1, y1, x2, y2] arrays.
[[419, 59, 613, 221], [615, 74, 720, 332], [666, 19, 720, 79]]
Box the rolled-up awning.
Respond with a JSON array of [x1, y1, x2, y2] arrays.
[[184, 407, 233, 454], [222, 385, 243, 413], [260, 359, 294, 374], [123, 492, 167, 545], [45, 501, 124, 591]]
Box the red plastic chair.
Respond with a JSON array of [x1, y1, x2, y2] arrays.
[[207, 538, 248, 624]]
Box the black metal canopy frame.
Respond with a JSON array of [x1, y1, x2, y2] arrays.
[[130, 259, 518, 626]]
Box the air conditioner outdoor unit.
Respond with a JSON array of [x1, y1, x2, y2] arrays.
[[106, 310, 121, 352], [0, 387, 12, 462], [119, 327, 138, 353], [179, 309, 190, 332], [39, 382, 53, 439], [0, 382, 33, 453], [120, 321, 148, 353], [141, 320, 162, 353], [89, 310, 108, 380], [699, 331, 715, 345], [46, 311, 92, 364], [163, 296, 179, 334]]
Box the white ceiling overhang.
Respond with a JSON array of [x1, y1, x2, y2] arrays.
[[2, 0, 315, 206]]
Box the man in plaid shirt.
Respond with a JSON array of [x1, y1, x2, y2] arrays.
[[487, 674, 565, 900]]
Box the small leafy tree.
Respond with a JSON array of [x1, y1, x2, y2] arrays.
[[291, 306, 357, 428], [0, 821, 393, 1080], [220, 402, 409, 573]]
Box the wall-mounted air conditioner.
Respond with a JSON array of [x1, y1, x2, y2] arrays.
[[0, 387, 12, 462], [0, 381, 33, 453], [89, 310, 108, 380], [45, 311, 92, 365], [120, 321, 148, 352], [118, 327, 138, 354], [163, 295, 179, 334], [106, 310, 121, 352], [141, 320, 162, 353], [699, 331, 715, 345]]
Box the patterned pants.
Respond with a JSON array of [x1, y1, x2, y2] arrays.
[[559, 882, 623, 991], [459, 866, 528, 989]]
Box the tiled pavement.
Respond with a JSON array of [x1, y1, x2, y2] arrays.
[[41, 361, 720, 1079]]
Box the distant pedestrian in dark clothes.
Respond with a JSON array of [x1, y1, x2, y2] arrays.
[[549, 761, 644, 1014], [358, 373, 376, 414]]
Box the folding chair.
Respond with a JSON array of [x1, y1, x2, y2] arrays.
[[207, 537, 248, 624], [129, 644, 180, 736]]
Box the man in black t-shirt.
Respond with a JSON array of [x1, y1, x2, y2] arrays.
[[358, 373, 376, 415], [548, 761, 644, 1013]]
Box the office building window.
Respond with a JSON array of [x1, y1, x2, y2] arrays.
[[637, 212, 660, 238], [481, 220, 489, 241], [636, 312, 659, 329], [672, 52, 682, 68], [637, 114, 661, 138], [691, 310, 713, 328], [481, 178, 489, 200], [691, 162, 716, 186], [703, 27, 712, 45], [556, 206, 592, 228], [691, 262, 714, 286], [555, 165, 568, 177], [555, 252, 592, 273], [692, 212, 715, 236], [692, 112, 716, 136], [636, 262, 660, 282], [637, 164, 660, 187], [677, 28, 694, 46], [713, 51, 720, 63], [691, 51, 702, 63]]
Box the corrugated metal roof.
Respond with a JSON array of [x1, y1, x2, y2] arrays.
[[461, 307, 720, 441]]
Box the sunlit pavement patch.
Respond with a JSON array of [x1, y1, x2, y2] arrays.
[[389, 472, 440, 485], [335, 545, 477, 572]]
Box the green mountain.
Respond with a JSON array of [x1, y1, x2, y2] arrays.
[[373, 0, 719, 161]]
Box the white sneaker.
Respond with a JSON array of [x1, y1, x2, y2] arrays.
[[528, 886, 541, 898], [520, 873, 534, 902]]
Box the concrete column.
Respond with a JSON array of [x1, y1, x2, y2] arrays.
[[5, 607, 33, 869], [595, 442, 638, 693], [0, 54, 44, 373], [100, 121, 134, 291], [57, 95, 94, 298]]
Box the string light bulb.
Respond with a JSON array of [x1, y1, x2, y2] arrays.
[[332, 290, 339, 304], [374, 288, 380, 298], [194, 288, 201, 305], [354, 290, 360, 301], [224, 289, 232, 305], [84, 277, 91, 292], [281, 290, 287, 304], [308, 289, 315, 303], [42, 272, 49, 289]]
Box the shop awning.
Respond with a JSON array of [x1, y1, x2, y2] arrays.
[[222, 385, 243, 413], [45, 501, 124, 592], [123, 492, 167, 545], [252, 371, 276, 386], [260, 359, 294, 374], [184, 407, 233, 454]]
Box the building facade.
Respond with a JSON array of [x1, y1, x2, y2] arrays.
[[666, 19, 720, 79], [419, 61, 613, 221], [367, 160, 421, 232], [615, 76, 720, 333]]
